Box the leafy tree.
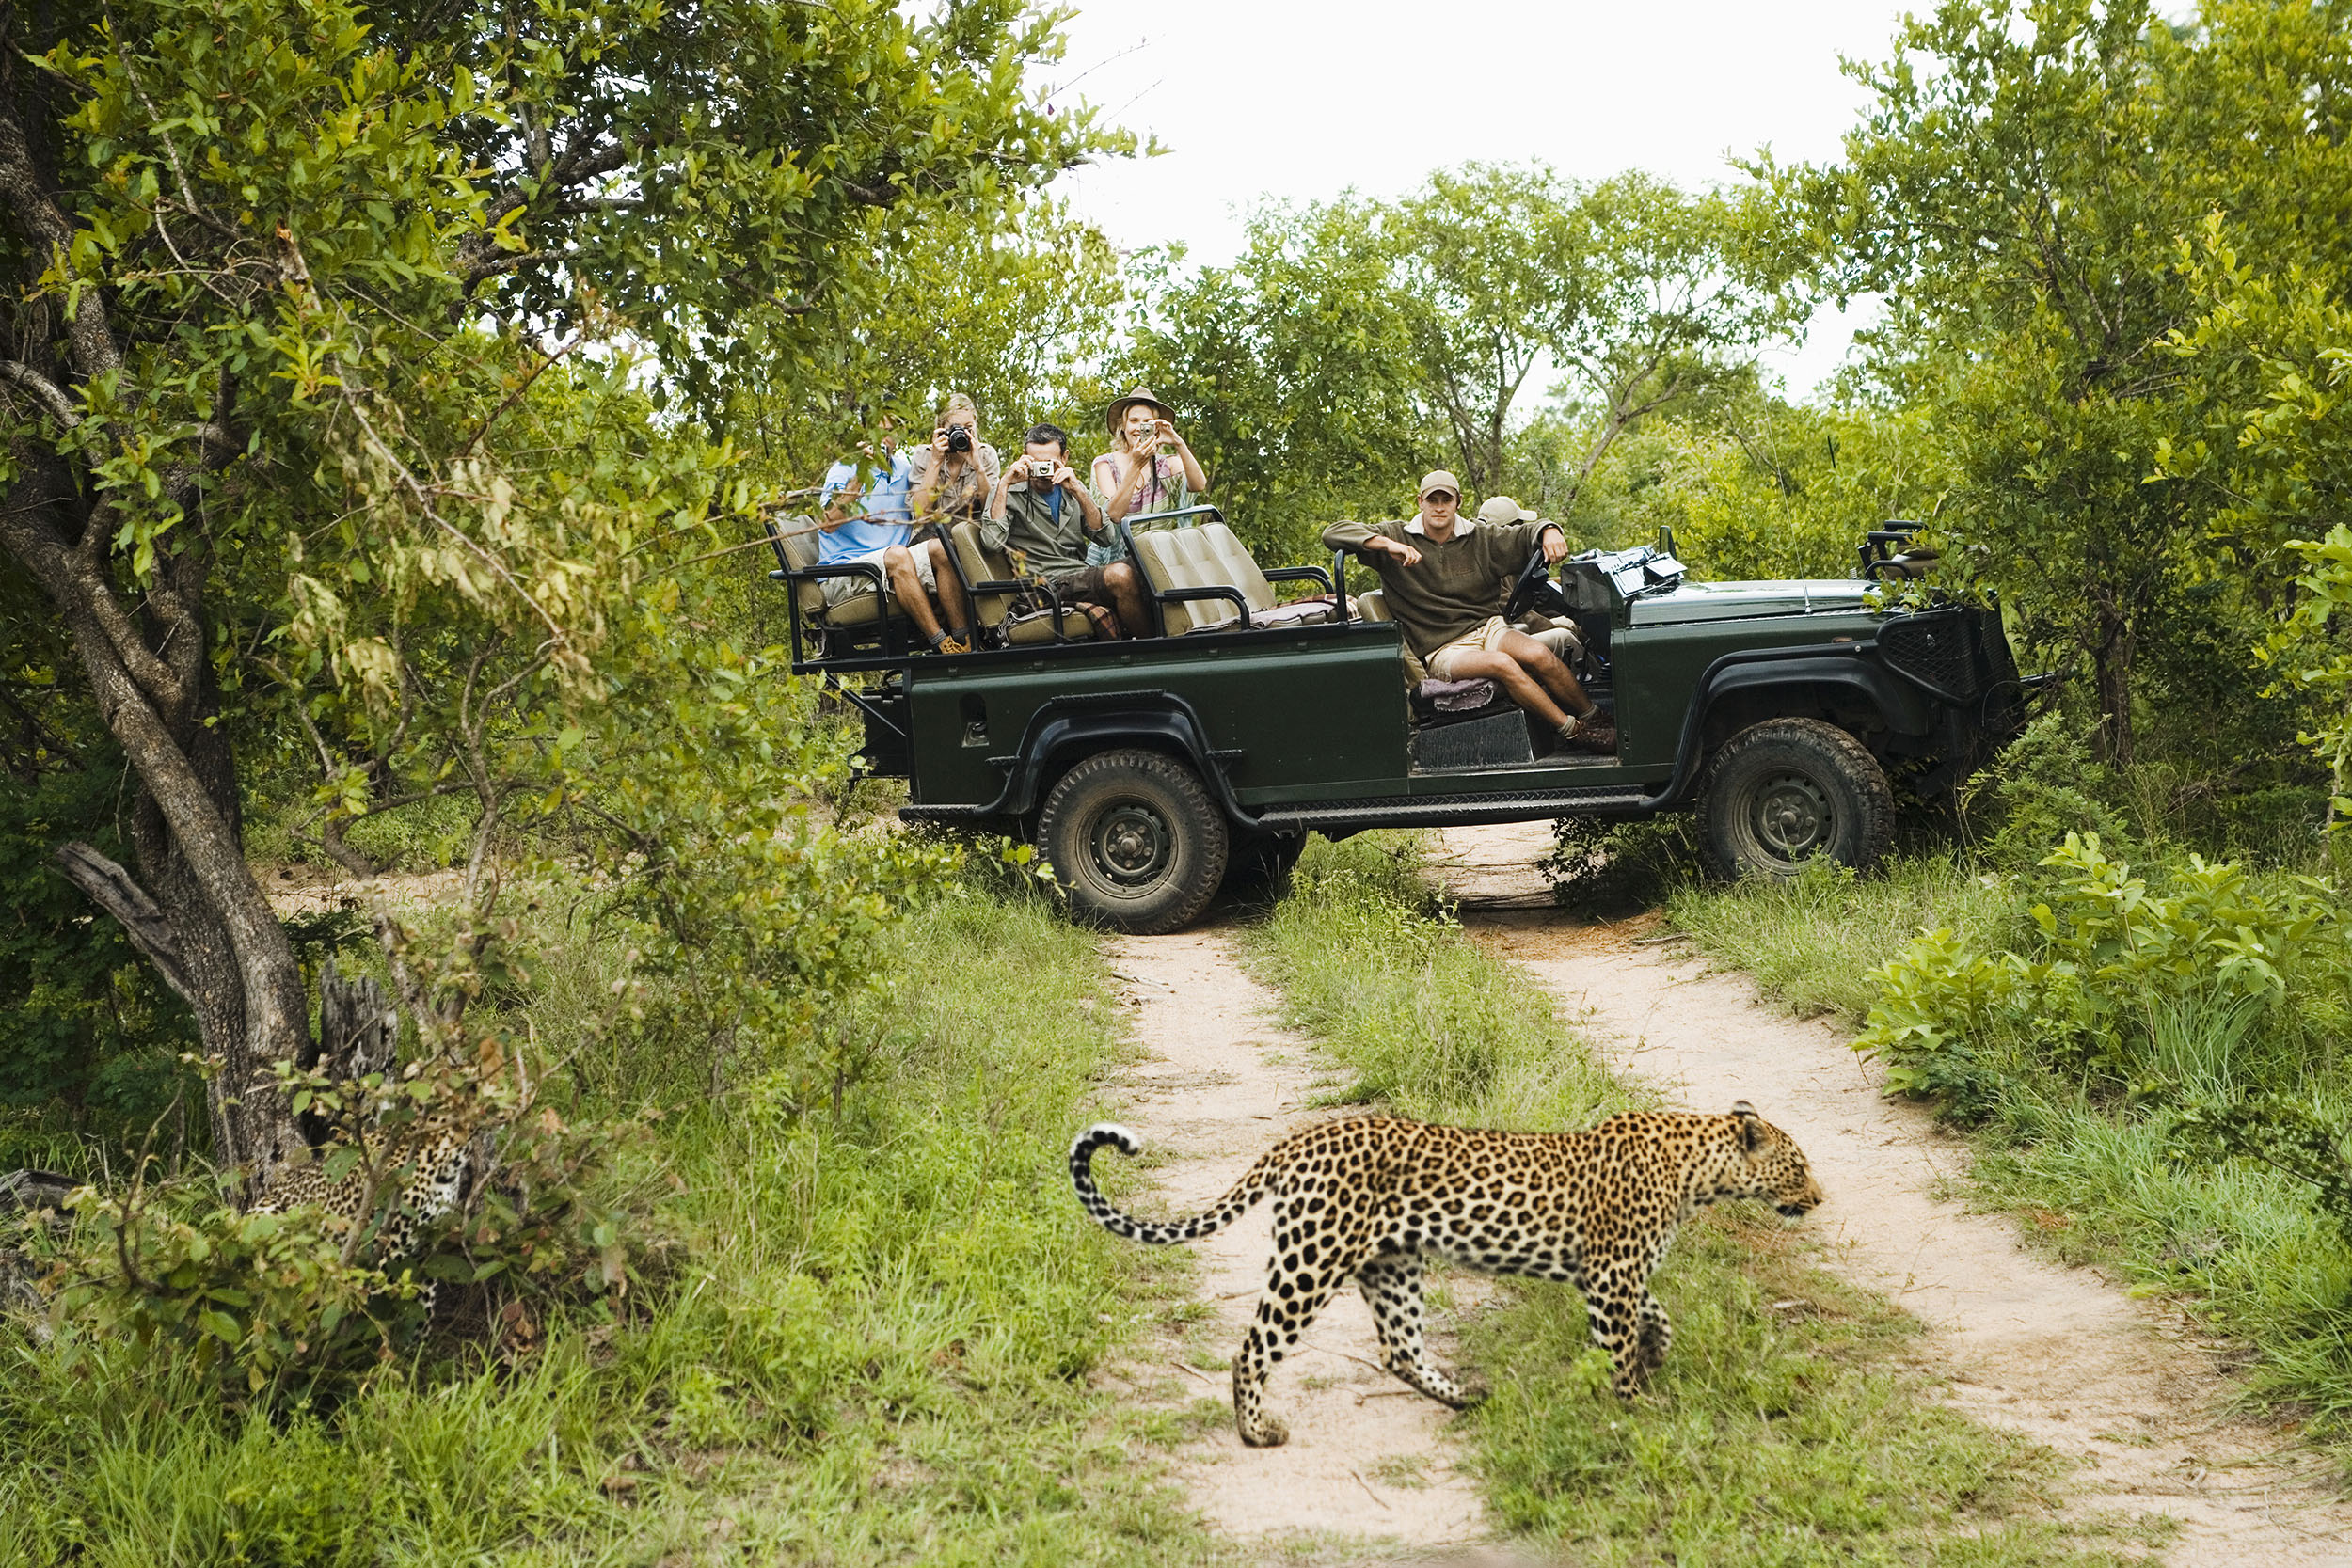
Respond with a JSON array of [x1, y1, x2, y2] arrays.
[[1123, 166, 1778, 560], [1768, 0, 2352, 763], [1554, 389, 1950, 580], [0, 0, 1114, 1187]]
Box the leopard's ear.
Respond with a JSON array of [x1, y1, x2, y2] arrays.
[[1731, 1101, 1763, 1151]]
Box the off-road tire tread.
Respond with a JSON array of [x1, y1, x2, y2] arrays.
[[1698, 718, 1893, 880], [1040, 749, 1229, 934]]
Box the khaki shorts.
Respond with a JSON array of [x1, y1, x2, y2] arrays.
[[820, 540, 936, 607], [1425, 616, 1514, 680]]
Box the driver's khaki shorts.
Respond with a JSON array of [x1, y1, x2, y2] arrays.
[[1425, 616, 1514, 680]]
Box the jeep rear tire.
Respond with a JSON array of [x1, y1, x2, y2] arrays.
[[1040, 749, 1230, 934], [1699, 719, 1893, 880]]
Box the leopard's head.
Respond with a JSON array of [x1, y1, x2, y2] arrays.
[[1724, 1101, 1823, 1221]]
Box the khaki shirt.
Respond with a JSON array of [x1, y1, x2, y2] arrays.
[[908, 442, 1001, 526], [1321, 515, 1556, 659], [983, 476, 1111, 577]]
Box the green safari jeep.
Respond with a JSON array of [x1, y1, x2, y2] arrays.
[[770, 509, 2027, 933]]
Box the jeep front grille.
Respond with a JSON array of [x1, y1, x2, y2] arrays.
[[1879, 613, 1979, 702]]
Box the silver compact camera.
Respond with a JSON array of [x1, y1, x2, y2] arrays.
[[1030, 458, 1057, 481]]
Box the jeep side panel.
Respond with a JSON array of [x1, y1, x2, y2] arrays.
[[904, 622, 1412, 816], [1612, 610, 1892, 773]]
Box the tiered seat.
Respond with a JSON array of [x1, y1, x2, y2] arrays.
[[946, 521, 1096, 646], [765, 513, 913, 657], [1128, 521, 1339, 635]]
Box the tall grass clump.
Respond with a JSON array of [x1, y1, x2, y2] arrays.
[[1241, 835, 2132, 1565], [0, 880, 1214, 1567], [1249, 833, 1625, 1127]]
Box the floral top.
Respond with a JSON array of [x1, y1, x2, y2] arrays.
[[1092, 451, 1191, 522]]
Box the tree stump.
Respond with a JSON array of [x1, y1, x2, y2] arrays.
[[318, 960, 400, 1083]]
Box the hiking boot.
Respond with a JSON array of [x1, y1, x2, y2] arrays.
[[1562, 712, 1617, 753], [930, 631, 971, 656]]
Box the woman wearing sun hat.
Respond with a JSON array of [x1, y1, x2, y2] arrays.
[[1092, 386, 1209, 529]]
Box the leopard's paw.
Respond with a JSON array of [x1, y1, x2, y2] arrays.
[[1238, 1412, 1290, 1448]]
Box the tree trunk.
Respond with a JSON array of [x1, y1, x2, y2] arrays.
[[2, 21, 310, 1194], [2090, 600, 2136, 769]]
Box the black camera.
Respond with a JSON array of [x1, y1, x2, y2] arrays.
[[944, 425, 973, 454]]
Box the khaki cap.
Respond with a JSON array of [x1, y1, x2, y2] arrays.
[[1476, 495, 1539, 525], [1417, 470, 1462, 499]]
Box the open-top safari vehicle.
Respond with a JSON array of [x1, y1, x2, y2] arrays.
[[765, 507, 2026, 933]]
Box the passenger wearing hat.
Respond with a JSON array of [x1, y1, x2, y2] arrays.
[[1324, 475, 1616, 753], [1477, 494, 1585, 673], [1093, 387, 1209, 528]]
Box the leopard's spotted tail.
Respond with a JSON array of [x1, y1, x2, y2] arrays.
[[1068, 1123, 1272, 1245]]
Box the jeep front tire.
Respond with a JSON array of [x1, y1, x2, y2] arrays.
[[1039, 749, 1230, 934], [1699, 718, 1893, 879]]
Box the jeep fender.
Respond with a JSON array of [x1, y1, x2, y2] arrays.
[[1644, 647, 1929, 811], [986, 692, 1249, 822]]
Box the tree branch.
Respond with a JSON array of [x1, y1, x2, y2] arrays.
[[0, 360, 78, 427], [52, 841, 198, 1006]]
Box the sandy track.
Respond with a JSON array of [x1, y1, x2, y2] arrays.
[[1435, 822, 2352, 1566], [1098, 930, 1490, 1554]]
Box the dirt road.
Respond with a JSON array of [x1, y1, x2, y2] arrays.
[[1098, 930, 1489, 1554], [1435, 822, 2352, 1566]]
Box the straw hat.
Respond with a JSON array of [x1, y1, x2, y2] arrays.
[[1105, 385, 1172, 435]]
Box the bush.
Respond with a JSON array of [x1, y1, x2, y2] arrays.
[[1542, 815, 1703, 916], [1968, 709, 2134, 875], [0, 756, 199, 1159], [1855, 832, 2344, 1113]]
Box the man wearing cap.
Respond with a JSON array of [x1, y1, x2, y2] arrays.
[[1325, 475, 1616, 752], [1094, 387, 1209, 526]]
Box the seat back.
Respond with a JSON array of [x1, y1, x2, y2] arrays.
[[1356, 589, 1391, 623], [1129, 527, 1222, 634], [768, 515, 828, 618], [1199, 523, 1278, 612], [948, 520, 1021, 631]]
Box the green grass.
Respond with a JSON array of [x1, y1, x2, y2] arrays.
[[0, 888, 1220, 1567], [1664, 851, 2020, 1027], [1667, 845, 2352, 1454], [1240, 834, 2137, 1566]]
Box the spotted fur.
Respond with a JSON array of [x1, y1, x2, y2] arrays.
[[255, 1122, 473, 1308], [1070, 1103, 1823, 1447]]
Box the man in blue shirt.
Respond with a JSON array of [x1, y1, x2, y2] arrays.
[[817, 416, 973, 653]]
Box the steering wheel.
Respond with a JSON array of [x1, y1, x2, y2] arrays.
[[1502, 544, 1572, 624]]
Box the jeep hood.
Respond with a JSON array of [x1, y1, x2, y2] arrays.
[[1625, 578, 1875, 626]]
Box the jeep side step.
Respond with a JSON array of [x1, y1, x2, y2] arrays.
[[1251, 784, 1653, 833]]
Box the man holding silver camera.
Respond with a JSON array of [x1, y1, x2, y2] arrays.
[[985, 422, 1152, 639]]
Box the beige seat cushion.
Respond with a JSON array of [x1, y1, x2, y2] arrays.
[[949, 519, 1099, 645], [773, 513, 890, 626], [1134, 521, 1335, 634]]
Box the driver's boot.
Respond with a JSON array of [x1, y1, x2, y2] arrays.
[[1561, 711, 1616, 753]]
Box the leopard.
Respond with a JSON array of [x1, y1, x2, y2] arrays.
[[253, 1119, 474, 1311], [1069, 1101, 1823, 1447]]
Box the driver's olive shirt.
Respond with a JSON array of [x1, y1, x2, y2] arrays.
[[1322, 516, 1554, 660]]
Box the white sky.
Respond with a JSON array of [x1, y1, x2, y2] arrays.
[[1047, 0, 1916, 403]]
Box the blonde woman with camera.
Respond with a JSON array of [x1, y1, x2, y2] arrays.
[[909, 391, 1001, 526], [1092, 386, 1207, 526]]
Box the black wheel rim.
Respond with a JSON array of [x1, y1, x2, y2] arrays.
[[1748, 770, 1835, 862], [1088, 798, 1174, 890]]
